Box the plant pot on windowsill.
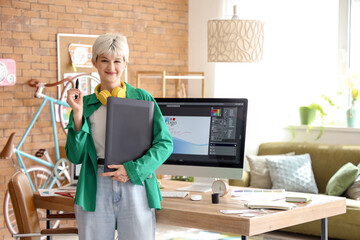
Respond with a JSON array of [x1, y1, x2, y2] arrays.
[[297, 103, 326, 140], [299, 107, 317, 125], [299, 103, 326, 125]]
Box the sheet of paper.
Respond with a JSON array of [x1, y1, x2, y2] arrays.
[[38, 186, 76, 197], [231, 189, 286, 201], [57, 185, 77, 191], [38, 189, 58, 197], [220, 209, 264, 214]]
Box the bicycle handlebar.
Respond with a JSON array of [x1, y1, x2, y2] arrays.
[[28, 77, 74, 88], [28, 73, 99, 91]]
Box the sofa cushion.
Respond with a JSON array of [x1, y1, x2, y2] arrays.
[[346, 173, 360, 200], [258, 142, 360, 193], [266, 154, 318, 194], [346, 198, 360, 208], [247, 152, 295, 189], [326, 162, 359, 196]]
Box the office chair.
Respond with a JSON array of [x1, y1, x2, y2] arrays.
[[8, 171, 78, 240]]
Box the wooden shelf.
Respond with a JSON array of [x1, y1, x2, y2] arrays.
[[136, 71, 205, 98]]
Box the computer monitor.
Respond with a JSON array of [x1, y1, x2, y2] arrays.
[[155, 98, 248, 192]]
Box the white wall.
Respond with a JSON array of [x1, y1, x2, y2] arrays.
[[188, 0, 222, 98], [189, 0, 360, 168]]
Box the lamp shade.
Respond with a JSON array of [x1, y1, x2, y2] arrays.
[[208, 19, 264, 62]]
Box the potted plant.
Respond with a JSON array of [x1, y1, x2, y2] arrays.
[[291, 95, 336, 140], [299, 103, 326, 125], [298, 103, 326, 140]]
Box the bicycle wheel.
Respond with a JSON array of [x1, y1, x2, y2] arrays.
[[4, 166, 64, 238], [59, 74, 100, 135]]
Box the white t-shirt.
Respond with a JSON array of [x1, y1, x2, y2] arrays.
[[89, 105, 107, 159]]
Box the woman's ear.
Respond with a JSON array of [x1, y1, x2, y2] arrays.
[[92, 60, 98, 69]]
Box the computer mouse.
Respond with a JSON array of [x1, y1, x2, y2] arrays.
[[190, 195, 202, 201]]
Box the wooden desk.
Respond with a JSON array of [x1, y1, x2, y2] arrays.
[[34, 180, 346, 240], [157, 180, 346, 240]]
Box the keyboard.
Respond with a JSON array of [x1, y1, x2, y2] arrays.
[[161, 191, 189, 198]]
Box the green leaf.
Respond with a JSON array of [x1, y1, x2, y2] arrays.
[[289, 126, 296, 140], [315, 126, 325, 140]]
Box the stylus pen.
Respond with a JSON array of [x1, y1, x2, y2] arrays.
[[75, 78, 79, 99]]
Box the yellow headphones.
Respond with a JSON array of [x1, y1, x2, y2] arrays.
[[94, 81, 126, 105]]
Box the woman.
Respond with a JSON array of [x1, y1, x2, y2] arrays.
[[65, 33, 173, 240]]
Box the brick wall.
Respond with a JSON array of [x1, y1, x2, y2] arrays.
[[0, 0, 188, 238]]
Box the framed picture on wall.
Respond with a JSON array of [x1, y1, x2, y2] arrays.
[[57, 33, 99, 97]]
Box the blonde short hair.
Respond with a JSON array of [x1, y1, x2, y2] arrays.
[[92, 33, 129, 63]]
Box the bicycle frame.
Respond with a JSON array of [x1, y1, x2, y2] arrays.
[[15, 85, 70, 192]]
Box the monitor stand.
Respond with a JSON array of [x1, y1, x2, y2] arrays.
[[176, 177, 215, 192]]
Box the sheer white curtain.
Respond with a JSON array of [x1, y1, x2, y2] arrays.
[[350, 0, 360, 69]]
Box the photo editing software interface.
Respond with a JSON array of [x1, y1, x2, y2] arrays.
[[156, 98, 247, 169]]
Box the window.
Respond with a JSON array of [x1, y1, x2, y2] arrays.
[[350, 0, 360, 69]]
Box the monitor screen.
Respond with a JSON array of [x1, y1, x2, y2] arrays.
[[155, 98, 247, 183]]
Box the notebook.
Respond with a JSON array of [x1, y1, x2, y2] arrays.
[[104, 97, 154, 172], [285, 193, 312, 203], [245, 200, 296, 210]]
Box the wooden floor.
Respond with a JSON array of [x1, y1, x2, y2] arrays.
[[155, 223, 324, 240], [54, 223, 339, 239]]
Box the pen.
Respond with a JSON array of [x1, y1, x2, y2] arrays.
[[75, 78, 79, 99]]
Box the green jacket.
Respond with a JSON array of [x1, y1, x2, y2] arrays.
[[65, 83, 173, 212]]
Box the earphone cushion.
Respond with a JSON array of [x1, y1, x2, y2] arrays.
[[98, 89, 111, 105], [112, 87, 120, 97], [112, 87, 125, 98]]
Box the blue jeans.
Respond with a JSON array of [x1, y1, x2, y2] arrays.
[[75, 165, 155, 240]]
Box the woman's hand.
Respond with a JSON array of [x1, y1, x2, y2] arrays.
[[100, 165, 130, 183], [67, 88, 83, 114], [66, 88, 83, 131]]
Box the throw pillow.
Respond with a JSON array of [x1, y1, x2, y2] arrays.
[[266, 154, 319, 194], [345, 174, 360, 200], [326, 162, 359, 196], [247, 152, 295, 189]]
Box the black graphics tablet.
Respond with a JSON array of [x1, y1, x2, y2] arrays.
[[104, 97, 154, 172]]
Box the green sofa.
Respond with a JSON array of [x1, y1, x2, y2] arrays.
[[229, 142, 360, 240]]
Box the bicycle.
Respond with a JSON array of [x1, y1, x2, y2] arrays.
[[0, 74, 100, 237]]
